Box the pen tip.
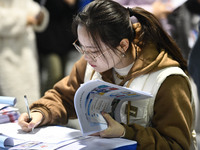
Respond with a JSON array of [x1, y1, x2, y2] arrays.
[[24, 95, 26, 98]]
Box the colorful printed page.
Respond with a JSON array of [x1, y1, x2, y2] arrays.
[[74, 79, 152, 136]]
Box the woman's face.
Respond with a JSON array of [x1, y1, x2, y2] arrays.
[[77, 25, 123, 73]]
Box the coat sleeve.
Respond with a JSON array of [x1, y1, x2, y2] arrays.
[[30, 56, 87, 126], [123, 75, 193, 150]]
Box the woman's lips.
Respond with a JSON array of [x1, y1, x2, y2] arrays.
[[90, 64, 97, 67]]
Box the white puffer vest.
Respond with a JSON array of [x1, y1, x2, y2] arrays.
[[84, 64, 197, 149]]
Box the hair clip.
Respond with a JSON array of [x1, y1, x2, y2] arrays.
[[127, 7, 135, 17]]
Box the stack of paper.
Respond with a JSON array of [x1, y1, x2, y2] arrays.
[[0, 96, 20, 124], [0, 123, 137, 149]]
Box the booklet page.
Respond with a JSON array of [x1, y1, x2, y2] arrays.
[[74, 80, 152, 136]]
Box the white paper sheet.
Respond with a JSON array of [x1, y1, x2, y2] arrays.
[[0, 123, 82, 144], [57, 136, 137, 150], [0, 123, 137, 150]]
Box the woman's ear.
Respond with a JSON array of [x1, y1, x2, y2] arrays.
[[119, 38, 129, 53]]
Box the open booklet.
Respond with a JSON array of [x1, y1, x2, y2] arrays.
[[74, 80, 153, 136]]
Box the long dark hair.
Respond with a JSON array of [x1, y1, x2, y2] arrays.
[[72, 0, 187, 72]]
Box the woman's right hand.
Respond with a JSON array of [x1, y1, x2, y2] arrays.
[[18, 112, 43, 132]]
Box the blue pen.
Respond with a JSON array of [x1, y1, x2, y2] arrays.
[[24, 95, 34, 132], [24, 95, 32, 122]]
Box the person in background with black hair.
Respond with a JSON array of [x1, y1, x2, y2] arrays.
[[34, 0, 79, 95], [18, 0, 197, 149], [168, 0, 200, 60], [113, 0, 175, 34], [189, 23, 200, 113], [188, 23, 200, 150]]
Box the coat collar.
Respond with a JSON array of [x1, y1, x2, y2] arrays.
[[100, 44, 180, 86]]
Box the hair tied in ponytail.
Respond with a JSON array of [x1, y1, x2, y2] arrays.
[[127, 7, 135, 17]]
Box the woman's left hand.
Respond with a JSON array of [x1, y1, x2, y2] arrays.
[[97, 112, 125, 138]]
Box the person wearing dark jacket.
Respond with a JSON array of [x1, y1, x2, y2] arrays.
[[34, 0, 79, 95], [188, 23, 200, 150], [168, 0, 200, 60]]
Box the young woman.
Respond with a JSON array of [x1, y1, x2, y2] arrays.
[[18, 0, 197, 149]]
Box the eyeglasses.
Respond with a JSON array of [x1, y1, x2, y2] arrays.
[[73, 40, 107, 61]]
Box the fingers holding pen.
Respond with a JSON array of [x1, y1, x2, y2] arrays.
[[18, 113, 31, 132], [18, 112, 43, 132]]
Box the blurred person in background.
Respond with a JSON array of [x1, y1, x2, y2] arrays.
[[168, 0, 200, 60], [168, 0, 200, 148], [188, 22, 200, 150], [189, 23, 200, 112], [113, 0, 175, 34], [33, 0, 80, 95], [0, 0, 49, 113]]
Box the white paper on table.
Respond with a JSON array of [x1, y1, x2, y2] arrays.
[[57, 136, 137, 150], [0, 123, 82, 144], [0, 123, 137, 150]]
